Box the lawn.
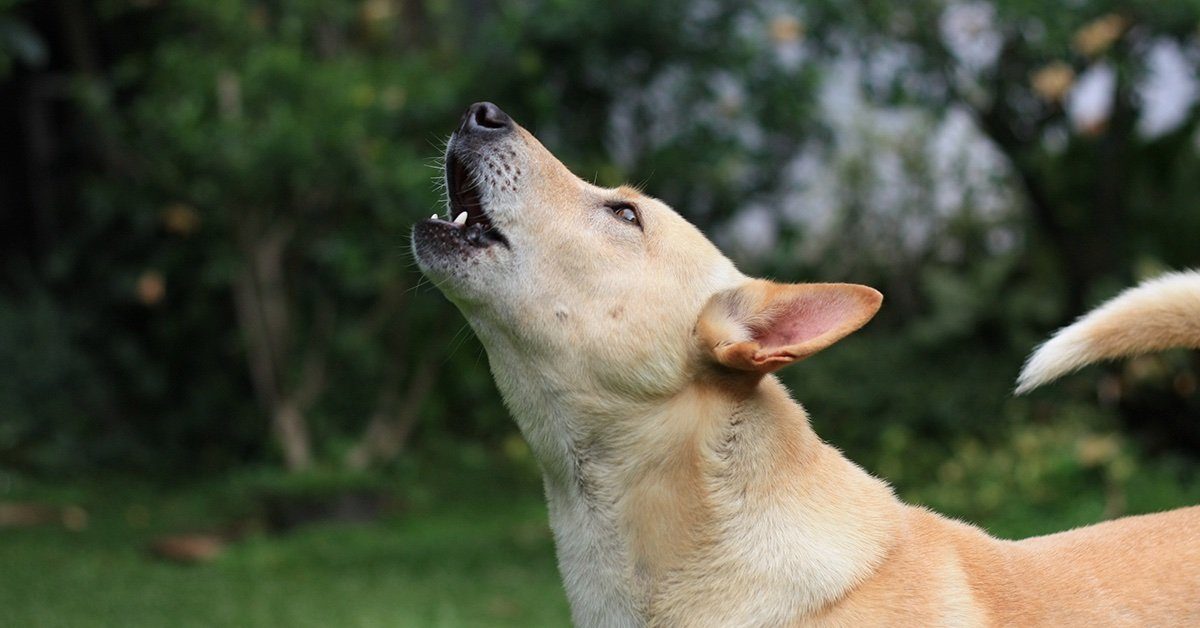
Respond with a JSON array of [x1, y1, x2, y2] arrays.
[[0, 464, 570, 628], [3, 445, 1200, 627]]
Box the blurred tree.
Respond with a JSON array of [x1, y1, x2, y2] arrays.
[[82, 0, 489, 471], [795, 0, 1200, 451], [806, 1, 1200, 309], [1, 0, 1197, 476]]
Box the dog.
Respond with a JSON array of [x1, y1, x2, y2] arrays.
[[412, 102, 1200, 626]]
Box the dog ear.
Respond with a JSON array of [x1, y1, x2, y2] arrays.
[[697, 280, 882, 374]]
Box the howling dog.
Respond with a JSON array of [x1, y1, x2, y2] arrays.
[[413, 102, 1200, 626]]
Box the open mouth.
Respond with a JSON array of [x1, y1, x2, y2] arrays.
[[428, 151, 508, 248]]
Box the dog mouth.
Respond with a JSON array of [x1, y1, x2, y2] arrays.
[[427, 150, 508, 249]]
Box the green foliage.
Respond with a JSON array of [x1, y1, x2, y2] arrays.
[[1, 0, 1198, 480], [0, 0, 43, 78], [0, 289, 111, 472]]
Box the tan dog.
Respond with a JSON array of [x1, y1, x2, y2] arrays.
[[413, 102, 1200, 627]]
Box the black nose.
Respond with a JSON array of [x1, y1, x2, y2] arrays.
[[459, 102, 512, 134]]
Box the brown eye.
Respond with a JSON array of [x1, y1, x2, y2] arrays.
[[610, 203, 640, 227]]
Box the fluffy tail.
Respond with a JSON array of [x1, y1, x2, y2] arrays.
[[1015, 270, 1200, 394]]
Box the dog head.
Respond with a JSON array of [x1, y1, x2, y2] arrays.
[[413, 103, 881, 422]]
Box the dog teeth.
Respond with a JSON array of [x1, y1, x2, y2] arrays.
[[454, 212, 468, 225], [430, 213, 438, 220]]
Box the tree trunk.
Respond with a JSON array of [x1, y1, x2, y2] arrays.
[[231, 222, 316, 472], [273, 398, 313, 472], [344, 356, 435, 470]]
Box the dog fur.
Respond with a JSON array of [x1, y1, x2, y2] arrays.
[[1016, 270, 1200, 393], [413, 103, 1200, 627]]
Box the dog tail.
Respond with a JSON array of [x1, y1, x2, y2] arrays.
[[1015, 270, 1200, 394]]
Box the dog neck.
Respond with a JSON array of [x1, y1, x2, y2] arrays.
[[489, 345, 903, 626]]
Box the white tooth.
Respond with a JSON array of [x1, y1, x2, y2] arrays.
[[454, 212, 468, 225], [430, 213, 438, 220]]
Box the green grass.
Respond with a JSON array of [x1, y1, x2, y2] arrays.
[[3, 443, 1200, 627], [0, 468, 570, 627]]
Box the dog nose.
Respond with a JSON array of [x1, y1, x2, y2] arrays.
[[460, 102, 513, 134]]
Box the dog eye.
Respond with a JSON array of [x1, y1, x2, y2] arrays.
[[609, 203, 640, 227]]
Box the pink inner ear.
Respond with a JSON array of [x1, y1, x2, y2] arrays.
[[754, 295, 846, 350]]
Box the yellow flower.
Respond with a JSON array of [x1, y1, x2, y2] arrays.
[[1073, 14, 1127, 58], [361, 0, 394, 23], [769, 15, 804, 44], [161, 203, 201, 236], [1031, 62, 1074, 103], [137, 271, 166, 306], [1075, 434, 1120, 467]]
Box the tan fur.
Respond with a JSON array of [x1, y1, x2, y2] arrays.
[[1017, 270, 1200, 393], [413, 105, 1200, 627]]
